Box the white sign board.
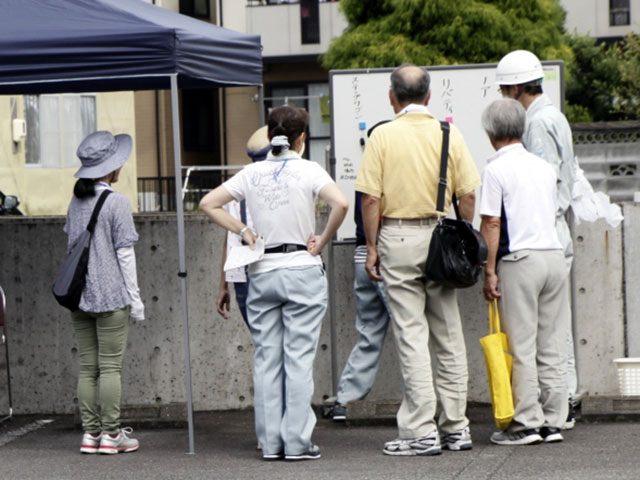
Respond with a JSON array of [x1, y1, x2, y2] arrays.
[[330, 62, 564, 241]]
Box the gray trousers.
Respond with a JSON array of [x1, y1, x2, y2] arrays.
[[557, 215, 578, 401], [336, 261, 391, 405], [247, 265, 327, 456], [498, 249, 570, 431], [378, 223, 469, 438]]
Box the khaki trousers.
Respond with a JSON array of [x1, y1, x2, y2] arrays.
[[378, 223, 469, 439], [71, 307, 130, 435], [498, 249, 570, 431]]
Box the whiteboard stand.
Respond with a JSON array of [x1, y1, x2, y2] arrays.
[[329, 62, 564, 240]]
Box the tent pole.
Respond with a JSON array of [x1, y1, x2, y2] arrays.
[[327, 146, 339, 395], [170, 74, 196, 455], [258, 85, 265, 126]]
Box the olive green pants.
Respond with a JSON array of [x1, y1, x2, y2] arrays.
[[71, 307, 129, 435]]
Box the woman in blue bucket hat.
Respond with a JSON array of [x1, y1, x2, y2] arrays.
[[63, 131, 144, 455]]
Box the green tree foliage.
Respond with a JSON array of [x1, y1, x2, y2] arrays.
[[565, 35, 621, 122], [610, 33, 640, 120], [322, 0, 573, 69], [566, 33, 640, 122], [323, 0, 640, 121]]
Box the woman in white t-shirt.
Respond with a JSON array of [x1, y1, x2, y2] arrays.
[[200, 106, 348, 461]]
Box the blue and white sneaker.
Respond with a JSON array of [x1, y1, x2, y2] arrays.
[[285, 444, 321, 461], [332, 402, 347, 422]]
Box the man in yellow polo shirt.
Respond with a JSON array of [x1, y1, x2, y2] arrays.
[[356, 63, 480, 456]]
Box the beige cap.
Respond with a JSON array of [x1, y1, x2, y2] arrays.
[[246, 125, 270, 162]]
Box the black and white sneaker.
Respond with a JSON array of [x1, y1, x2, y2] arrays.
[[563, 401, 576, 430], [442, 426, 472, 451], [383, 430, 442, 456], [285, 444, 321, 461], [490, 429, 542, 446], [263, 452, 284, 461], [540, 427, 564, 443], [332, 402, 347, 422]]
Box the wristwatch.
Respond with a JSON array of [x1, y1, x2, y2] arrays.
[[239, 226, 249, 236]]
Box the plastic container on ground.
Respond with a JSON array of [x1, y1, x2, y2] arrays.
[[614, 358, 640, 396]]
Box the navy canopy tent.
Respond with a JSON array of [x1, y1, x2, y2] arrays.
[[0, 0, 262, 93], [0, 0, 262, 454]]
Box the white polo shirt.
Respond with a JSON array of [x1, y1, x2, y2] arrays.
[[479, 143, 562, 254]]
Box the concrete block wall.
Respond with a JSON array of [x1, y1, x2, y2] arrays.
[[573, 217, 625, 396], [0, 206, 637, 414], [624, 204, 640, 357]]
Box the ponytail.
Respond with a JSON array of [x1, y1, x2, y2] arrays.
[[267, 106, 310, 154], [73, 178, 96, 199], [270, 123, 289, 155]]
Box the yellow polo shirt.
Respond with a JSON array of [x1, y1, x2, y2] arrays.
[[355, 111, 480, 218]]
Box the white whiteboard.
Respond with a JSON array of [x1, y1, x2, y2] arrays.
[[330, 62, 564, 241]]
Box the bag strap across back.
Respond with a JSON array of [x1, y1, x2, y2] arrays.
[[435, 121, 461, 220], [86, 190, 112, 233]]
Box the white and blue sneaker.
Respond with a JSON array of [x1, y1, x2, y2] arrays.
[[332, 402, 347, 422], [285, 444, 321, 461]]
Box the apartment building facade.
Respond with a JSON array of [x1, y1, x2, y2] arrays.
[[562, 0, 640, 40], [3, 1, 637, 215]]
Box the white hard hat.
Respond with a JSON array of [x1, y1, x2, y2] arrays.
[[495, 50, 544, 86]]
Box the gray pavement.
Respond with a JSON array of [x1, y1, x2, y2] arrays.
[[1, 406, 639, 480]]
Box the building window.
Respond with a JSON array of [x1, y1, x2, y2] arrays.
[[266, 83, 330, 169], [300, 0, 320, 44], [610, 0, 630, 26], [24, 94, 96, 167], [182, 88, 219, 152], [180, 0, 210, 19]]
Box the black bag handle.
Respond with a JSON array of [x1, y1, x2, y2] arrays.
[[436, 121, 460, 219], [86, 190, 112, 233]]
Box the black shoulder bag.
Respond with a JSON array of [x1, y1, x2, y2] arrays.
[[52, 190, 112, 311], [425, 122, 487, 288]]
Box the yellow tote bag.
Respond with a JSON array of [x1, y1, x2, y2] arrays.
[[479, 299, 514, 430]]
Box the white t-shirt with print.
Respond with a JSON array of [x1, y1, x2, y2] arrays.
[[223, 150, 334, 274]]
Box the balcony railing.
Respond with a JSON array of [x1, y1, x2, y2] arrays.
[[137, 167, 243, 213]]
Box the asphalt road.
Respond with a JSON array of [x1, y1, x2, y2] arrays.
[[1, 407, 639, 480]]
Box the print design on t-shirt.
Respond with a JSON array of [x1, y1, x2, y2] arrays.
[[250, 165, 302, 211]]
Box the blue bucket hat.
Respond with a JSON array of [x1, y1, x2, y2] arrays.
[[74, 131, 132, 179]]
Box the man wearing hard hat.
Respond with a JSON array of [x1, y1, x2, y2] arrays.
[[495, 50, 578, 430]]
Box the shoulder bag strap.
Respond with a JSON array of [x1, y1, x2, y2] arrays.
[[86, 190, 112, 233], [436, 121, 450, 214], [239, 199, 248, 245], [436, 121, 462, 220]]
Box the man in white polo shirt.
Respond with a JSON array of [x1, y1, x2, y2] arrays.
[[479, 98, 570, 446]]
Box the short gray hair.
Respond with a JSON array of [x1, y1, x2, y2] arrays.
[[390, 63, 430, 104], [481, 98, 526, 142]]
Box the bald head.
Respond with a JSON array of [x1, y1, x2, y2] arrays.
[[390, 63, 430, 106]]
